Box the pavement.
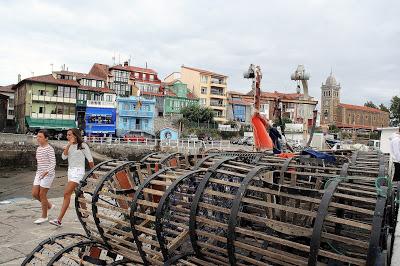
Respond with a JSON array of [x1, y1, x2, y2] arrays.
[[0, 196, 84, 265]]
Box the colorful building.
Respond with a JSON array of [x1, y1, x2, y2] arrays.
[[13, 74, 78, 134], [116, 96, 156, 137], [226, 92, 252, 124], [163, 80, 198, 114], [172, 66, 228, 123], [229, 90, 318, 124], [52, 71, 116, 133]]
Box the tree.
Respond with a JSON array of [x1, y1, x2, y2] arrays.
[[379, 103, 389, 113], [390, 96, 400, 126], [273, 117, 292, 126], [364, 101, 378, 109], [180, 105, 215, 123]]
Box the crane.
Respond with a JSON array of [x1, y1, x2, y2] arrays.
[[291, 65, 317, 147]]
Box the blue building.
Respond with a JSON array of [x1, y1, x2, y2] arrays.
[[116, 96, 156, 137], [85, 105, 116, 135], [227, 92, 252, 124], [232, 104, 246, 122]]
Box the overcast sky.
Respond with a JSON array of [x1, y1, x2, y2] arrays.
[[0, 0, 399, 107]]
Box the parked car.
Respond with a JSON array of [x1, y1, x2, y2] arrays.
[[238, 136, 250, 145], [187, 134, 199, 141], [244, 137, 254, 146], [230, 137, 241, 144]]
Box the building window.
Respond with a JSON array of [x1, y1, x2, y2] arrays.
[[105, 95, 112, 102], [64, 87, 71, 98], [143, 74, 147, 80], [115, 70, 129, 83], [57, 104, 63, 114], [39, 106, 45, 113], [69, 105, 76, 115], [149, 75, 154, 81], [8, 98, 14, 108], [201, 87, 207, 94], [143, 119, 148, 129], [96, 81, 102, 87], [8, 109, 14, 116], [122, 118, 128, 127], [70, 87, 76, 99], [134, 72, 139, 78], [201, 75, 208, 83]]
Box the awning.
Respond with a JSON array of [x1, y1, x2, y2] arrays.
[[25, 117, 76, 130]]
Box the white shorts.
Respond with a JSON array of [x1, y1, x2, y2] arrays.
[[68, 167, 86, 184], [33, 173, 55, 189]]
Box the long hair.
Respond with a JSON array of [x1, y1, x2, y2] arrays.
[[68, 128, 83, 150]]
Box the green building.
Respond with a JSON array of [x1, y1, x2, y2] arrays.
[[163, 80, 198, 114], [13, 74, 78, 134]]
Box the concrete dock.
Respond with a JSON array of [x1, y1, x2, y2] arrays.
[[0, 196, 83, 265]]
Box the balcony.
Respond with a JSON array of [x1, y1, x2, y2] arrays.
[[210, 78, 226, 86], [87, 100, 115, 108], [210, 88, 225, 96], [119, 110, 153, 117], [31, 113, 76, 120], [32, 95, 76, 104], [210, 101, 224, 107]]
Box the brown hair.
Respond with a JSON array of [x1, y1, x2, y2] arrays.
[[37, 129, 50, 139], [68, 128, 84, 149]]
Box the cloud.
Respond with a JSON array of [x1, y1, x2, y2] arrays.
[[0, 0, 399, 107]]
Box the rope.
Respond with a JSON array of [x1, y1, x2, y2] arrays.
[[375, 176, 400, 204], [375, 176, 391, 198]]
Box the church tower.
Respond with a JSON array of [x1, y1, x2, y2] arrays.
[[321, 71, 341, 125]]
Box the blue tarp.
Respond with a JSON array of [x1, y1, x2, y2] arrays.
[[301, 149, 336, 163]]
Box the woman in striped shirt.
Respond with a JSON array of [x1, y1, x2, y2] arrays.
[[32, 129, 56, 224]]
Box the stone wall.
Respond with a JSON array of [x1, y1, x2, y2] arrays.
[[0, 133, 32, 144], [154, 114, 181, 134], [0, 143, 66, 169], [87, 143, 155, 162]]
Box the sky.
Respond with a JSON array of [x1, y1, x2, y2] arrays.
[[0, 0, 399, 107]]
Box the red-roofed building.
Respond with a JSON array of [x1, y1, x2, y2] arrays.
[[53, 70, 116, 135], [230, 90, 318, 124], [12, 69, 117, 136], [13, 73, 79, 134], [320, 72, 389, 130], [89, 61, 164, 116], [227, 91, 252, 124]]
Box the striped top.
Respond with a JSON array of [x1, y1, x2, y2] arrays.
[[36, 144, 56, 177]]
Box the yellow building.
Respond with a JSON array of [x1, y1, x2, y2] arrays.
[[178, 66, 228, 123]]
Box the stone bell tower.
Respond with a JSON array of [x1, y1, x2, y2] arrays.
[[321, 71, 341, 125]]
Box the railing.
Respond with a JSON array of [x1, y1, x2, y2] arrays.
[[210, 102, 224, 107], [210, 90, 225, 96], [85, 137, 232, 151], [31, 113, 76, 120], [118, 110, 153, 117], [210, 80, 226, 85], [32, 95, 76, 104], [86, 100, 115, 108]]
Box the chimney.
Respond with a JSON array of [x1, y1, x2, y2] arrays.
[[17, 74, 21, 82], [124, 61, 129, 67]]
